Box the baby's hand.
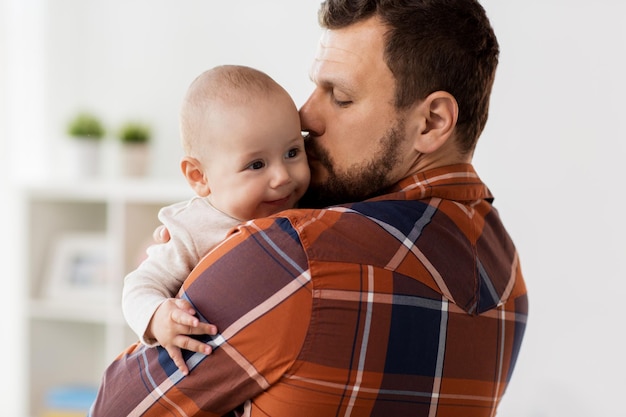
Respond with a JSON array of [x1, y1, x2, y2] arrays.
[[147, 298, 218, 376], [153, 225, 170, 244]]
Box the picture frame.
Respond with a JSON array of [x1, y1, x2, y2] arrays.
[[43, 232, 109, 302]]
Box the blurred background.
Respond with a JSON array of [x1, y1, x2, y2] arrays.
[[1, 0, 624, 416]]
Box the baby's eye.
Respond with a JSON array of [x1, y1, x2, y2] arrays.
[[286, 148, 300, 159], [247, 160, 265, 170]]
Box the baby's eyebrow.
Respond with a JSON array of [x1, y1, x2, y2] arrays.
[[288, 134, 305, 144]]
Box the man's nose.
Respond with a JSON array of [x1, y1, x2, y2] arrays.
[[299, 90, 324, 138]]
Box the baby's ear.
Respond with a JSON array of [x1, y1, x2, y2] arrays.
[[180, 156, 210, 196]]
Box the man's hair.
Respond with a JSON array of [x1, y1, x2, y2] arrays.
[[318, 0, 499, 154], [180, 65, 285, 155]]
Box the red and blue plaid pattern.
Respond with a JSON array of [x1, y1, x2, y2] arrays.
[[90, 163, 528, 417]]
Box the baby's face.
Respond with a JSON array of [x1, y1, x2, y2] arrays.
[[203, 91, 310, 220]]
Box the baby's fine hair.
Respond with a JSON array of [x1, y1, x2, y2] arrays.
[[180, 65, 286, 154]]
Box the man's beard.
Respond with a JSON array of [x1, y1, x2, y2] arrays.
[[299, 119, 405, 208]]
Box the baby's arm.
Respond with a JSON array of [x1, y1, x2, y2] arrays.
[[123, 199, 225, 375]]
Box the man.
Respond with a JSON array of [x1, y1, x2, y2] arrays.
[[90, 1, 528, 416]]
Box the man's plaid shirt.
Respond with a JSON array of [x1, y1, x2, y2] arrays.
[[90, 163, 528, 417]]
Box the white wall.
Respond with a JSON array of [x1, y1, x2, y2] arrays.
[[12, 0, 322, 181], [2, 0, 625, 415], [478, 1, 626, 416], [0, 1, 38, 414]]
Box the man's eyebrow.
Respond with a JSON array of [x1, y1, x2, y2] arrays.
[[309, 72, 357, 96]]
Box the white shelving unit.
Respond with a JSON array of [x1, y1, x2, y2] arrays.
[[20, 178, 192, 417]]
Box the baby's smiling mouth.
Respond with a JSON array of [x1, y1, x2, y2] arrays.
[[265, 195, 291, 206]]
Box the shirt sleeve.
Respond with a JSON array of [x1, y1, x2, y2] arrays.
[[90, 216, 312, 417]]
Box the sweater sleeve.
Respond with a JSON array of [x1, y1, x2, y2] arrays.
[[121, 198, 239, 345]]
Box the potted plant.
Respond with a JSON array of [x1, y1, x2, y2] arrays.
[[66, 112, 106, 177], [67, 112, 105, 140], [118, 121, 151, 177]]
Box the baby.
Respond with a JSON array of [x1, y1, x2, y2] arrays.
[[122, 65, 310, 375]]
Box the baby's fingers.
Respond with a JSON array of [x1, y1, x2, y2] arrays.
[[170, 308, 218, 336], [165, 345, 189, 376], [173, 298, 197, 317], [192, 321, 218, 336], [170, 307, 199, 327], [174, 334, 213, 356]]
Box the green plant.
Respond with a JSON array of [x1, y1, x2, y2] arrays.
[[67, 112, 105, 139], [118, 122, 151, 144]]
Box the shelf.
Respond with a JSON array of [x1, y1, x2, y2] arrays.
[[29, 299, 125, 325], [21, 177, 188, 417], [20, 177, 194, 203]]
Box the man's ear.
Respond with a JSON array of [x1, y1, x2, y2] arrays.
[[180, 156, 211, 196], [408, 91, 458, 154]]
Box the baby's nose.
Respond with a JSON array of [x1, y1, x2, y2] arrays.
[[270, 164, 292, 188]]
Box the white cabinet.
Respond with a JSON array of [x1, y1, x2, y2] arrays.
[[21, 179, 192, 417]]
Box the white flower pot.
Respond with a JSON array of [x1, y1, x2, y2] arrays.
[[67, 139, 102, 178], [121, 143, 150, 177]]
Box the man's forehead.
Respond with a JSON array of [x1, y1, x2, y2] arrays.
[[315, 28, 370, 64], [310, 24, 384, 83]]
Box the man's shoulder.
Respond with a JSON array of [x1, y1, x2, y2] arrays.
[[239, 201, 430, 253], [228, 207, 348, 254], [248, 200, 431, 230], [248, 206, 364, 232]]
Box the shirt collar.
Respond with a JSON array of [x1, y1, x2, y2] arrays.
[[374, 163, 494, 203]]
